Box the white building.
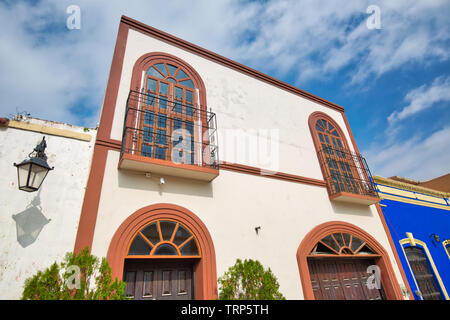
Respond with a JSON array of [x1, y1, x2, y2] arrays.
[[0, 116, 96, 299], [72, 16, 411, 300]]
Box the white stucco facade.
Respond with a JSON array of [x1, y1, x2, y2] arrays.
[[86, 21, 407, 300], [0, 117, 96, 299]]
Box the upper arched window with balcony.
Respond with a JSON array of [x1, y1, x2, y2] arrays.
[[308, 112, 379, 205], [119, 53, 219, 182]]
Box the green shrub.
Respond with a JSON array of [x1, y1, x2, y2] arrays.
[[22, 247, 126, 300], [218, 259, 285, 300]]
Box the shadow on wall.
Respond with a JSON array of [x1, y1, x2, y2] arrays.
[[12, 189, 51, 248], [117, 170, 214, 198], [330, 201, 374, 217]]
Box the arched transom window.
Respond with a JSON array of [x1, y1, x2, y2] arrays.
[[139, 62, 198, 163], [127, 219, 200, 258], [309, 232, 377, 256]]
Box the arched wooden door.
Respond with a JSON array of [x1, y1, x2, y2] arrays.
[[123, 219, 201, 300]]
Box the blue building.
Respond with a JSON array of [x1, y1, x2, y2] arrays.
[[373, 175, 450, 300]]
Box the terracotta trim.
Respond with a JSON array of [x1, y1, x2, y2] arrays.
[[329, 191, 380, 203], [96, 138, 122, 150], [219, 161, 327, 188], [107, 203, 217, 300], [374, 203, 415, 300], [97, 22, 129, 142], [119, 152, 219, 176], [121, 15, 345, 113], [296, 221, 404, 300], [73, 21, 129, 253], [73, 144, 108, 253]]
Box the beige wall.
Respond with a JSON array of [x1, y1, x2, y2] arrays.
[[90, 27, 406, 299], [91, 150, 405, 299], [0, 118, 96, 299], [110, 28, 354, 179]]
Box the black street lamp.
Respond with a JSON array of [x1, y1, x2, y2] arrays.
[[14, 137, 54, 192]]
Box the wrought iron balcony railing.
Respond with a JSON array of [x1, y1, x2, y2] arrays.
[[120, 90, 219, 172], [317, 145, 379, 202]]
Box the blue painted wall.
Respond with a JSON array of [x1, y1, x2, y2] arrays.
[[378, 193, 450, 300]]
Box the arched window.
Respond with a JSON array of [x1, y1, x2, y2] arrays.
[[404, 246, 443, 300], [308, 112, 378, 201], [127, 219, 200, 258], [138, 62, 198, 164], [309, 232, 376, 256]]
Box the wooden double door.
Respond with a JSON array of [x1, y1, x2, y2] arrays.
[[308, 258, 386, 300], [123, 259, 194, 300]]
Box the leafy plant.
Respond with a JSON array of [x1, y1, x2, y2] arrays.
[[22, 247, 126, 300], [218, 259, 285, 300]]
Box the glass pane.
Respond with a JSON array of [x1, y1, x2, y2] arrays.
[[157, 115, 167, 128], [331, 130, 340, 137], [154, 243, 177, 255], [141, 144, 153, 157], [167, 78, 176, 84], [351, 236, 364, 252], [141, 222, 160, 245], [179, 79, 194, 89], [356, 244, 375, 255], [167, 64, 178, 77], [333, 233, 345, 248], [147, 79, 157, 92], [156, 129, 167, 145], [147, 67, 164, 79], [128, 234, 151, 255], [175, 87, 183, 100], [320, 235, 339, 253], [159, 82, 169, 95], [28, 163, 48, 190], [154, 63, 167, 76], [144, 111, 154, 125], [185, 91, 193, 103], [160, 221, 176, 241], [172, 225, 192, 246], [17, 163, 31, 188], [328, 123, 334, 131], [315, 123, 324, 132], [318, 133, 324, 142], [155, 146, 167, 160], [159, 96, 167, 110], [343, 233, 351, 247], [180, 238, 199, 256], [176, 69, 188, 80], [146, 92, 155, 106], [143, 126, 153, 143]]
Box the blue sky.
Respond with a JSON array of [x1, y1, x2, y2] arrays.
[[0, 0, 449, 181]]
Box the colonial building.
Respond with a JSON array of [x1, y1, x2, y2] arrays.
[[0, 116, 96, 299], [373, 175, 450, 300], [71, 15, 411, 300]]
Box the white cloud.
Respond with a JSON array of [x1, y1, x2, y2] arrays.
[[388, 76, 450, 123], [0, 0, 448, 128], [364, 126, 450, 181]]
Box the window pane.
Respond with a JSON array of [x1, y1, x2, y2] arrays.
[[159, 82, 169, 95], [180, 238, 199, 256], [320, 235, 339, 253], [144, 111, 154, 125], [155, 146, 167, 160], [174, 101, 182, 113], [141, 222, 160, 245], [141, 144, 153, 158], [173, 225, 192, 246], [124, 272, 136, 297], [147, 79, 157, 92], [143, 126, 153, 143], [154, 243, 177, 255], [156, 129, 167, 145], [128, 234, 151, 255], [176, 69, 188, 80], [175, 87, 183, 100], [147, 67, 164, 79], [160, 221, 177, 241], [333, 233, 344, 248], [350, 236, 364, 252], [179, 79, 194, 89], [159, 96, 168, 110], [157, 115, 167, 128], [154, 63, 167, 76], [167, 64, 178, 77]]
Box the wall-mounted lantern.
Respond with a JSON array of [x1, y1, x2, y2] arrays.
[[13, 137, 54, 192]]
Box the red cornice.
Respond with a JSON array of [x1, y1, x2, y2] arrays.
[[120, 15, 345, 113]]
